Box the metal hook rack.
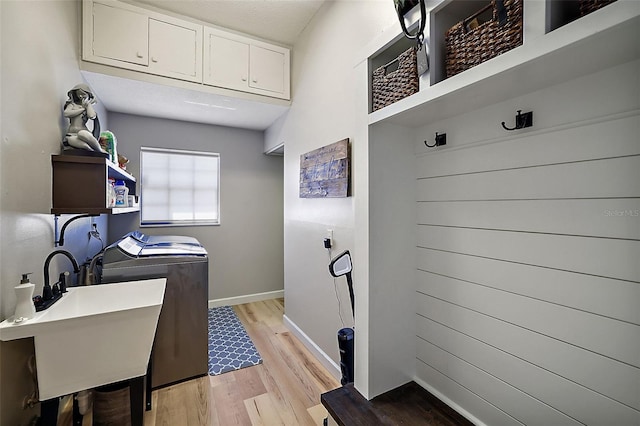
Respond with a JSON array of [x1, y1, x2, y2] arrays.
[[501, 110, 533, 131], [424, 132, 447, 148]]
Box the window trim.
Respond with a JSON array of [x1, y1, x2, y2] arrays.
[[140, 146, 220, 227]]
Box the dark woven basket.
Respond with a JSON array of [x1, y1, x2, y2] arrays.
[[445, 0, 523, 78], [579, 0, 617, 16], [93, 385, 131, 426], [372, 47, 419, 112]]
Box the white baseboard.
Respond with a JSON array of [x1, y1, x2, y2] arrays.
[[283, 314, 341, 382], [208, 290, 284, 308]]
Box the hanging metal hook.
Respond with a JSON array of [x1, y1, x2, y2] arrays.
[[424, 132, 446, 148], [501, 110, 533, 131]]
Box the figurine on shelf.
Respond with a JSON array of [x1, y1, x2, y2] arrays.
[[99, 130, 118, 163], [118, 153, 129, 170], [62, 83, 106, 154]]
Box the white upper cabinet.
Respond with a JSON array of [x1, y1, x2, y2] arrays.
[[148, 19, 201, 80], [204, 27, 290, 100], [82, 0, 291, 103], [83, 0, 202, 83], [92, 2, 148, 66], [206, 33, 251, 92], [249, 45, 286, 95]]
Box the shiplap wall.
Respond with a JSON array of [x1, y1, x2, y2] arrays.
[[412, 60, 640, 425]]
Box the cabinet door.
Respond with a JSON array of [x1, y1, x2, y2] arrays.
[[92, 2, 148, 66], [249, 45, 285, 95], [204, 32, 250, 91], [149, 19, 201, 81]]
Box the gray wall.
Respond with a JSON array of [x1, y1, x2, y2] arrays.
[[0, 1, 109, 424], [107, 113, 284, 301], [264, 0, 398, 384]]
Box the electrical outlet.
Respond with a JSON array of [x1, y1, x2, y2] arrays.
[[323, 238, 332, 249], [324, 229, 333, 249], [89, 224, 101, 241]]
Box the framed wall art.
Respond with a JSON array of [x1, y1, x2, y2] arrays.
[[299, 138, 350, 198]]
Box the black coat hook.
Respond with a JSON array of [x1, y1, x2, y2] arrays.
[[502, 110, 533, 131], [425, 132, 446, 148]]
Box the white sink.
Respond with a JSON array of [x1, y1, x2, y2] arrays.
[[0, 278, 166, 400]]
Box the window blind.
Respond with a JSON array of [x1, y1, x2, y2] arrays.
[[140, 147, 220, 226]]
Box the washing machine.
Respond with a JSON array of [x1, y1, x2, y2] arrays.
[[101, 231, 209, 390]]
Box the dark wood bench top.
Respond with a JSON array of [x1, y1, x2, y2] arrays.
[[321, 381, 474, 426]]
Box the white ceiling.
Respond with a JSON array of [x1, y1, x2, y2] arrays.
[[88, 0, 326, 131], [131, 0, 326, 46], [82, 71, 290, 130]]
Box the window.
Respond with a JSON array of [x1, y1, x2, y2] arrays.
[[140, 147, 220, 226]]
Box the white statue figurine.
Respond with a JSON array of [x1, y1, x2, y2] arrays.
[[62, 83, 106, 153]]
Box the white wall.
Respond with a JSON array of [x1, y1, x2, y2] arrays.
[[107, 113, 284, 302], [411, 60, 640, 425], [0, 1, 108, 424], [265, 0, 399, 388], [0, 1, 4, 418], [365, 121, 418, 396]]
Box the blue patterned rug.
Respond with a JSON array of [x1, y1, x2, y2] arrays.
[[208, 306, 263, 375]]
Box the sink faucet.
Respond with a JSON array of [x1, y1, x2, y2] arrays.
[[43, 250, 80, 300]]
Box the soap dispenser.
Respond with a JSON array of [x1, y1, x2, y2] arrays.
[[14, 273, 36, 321]]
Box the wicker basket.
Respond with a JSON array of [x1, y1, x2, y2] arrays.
[[93, 384, 131, 426], [445, 0, 523, 78], [579, 0, 617, 16], [372, 47, 419, 112]]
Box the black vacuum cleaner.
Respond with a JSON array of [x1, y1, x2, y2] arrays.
[[328, 250, 355, 385]]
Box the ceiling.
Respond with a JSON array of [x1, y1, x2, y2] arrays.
[[82, 71, 290, 130], [87, 1, 326, 132], [131, 0, 326, 46]]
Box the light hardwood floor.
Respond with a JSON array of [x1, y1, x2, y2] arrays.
[[60, 298, 341, 426]]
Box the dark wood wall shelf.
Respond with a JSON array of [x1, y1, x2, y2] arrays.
[[50, 206, 139, 215], [321, 381, 474, 426], [51, 155, 138, 215]]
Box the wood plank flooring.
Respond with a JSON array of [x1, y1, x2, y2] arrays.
[[59, 298, 341, 426]]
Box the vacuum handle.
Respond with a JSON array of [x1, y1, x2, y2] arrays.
[[346, 273, 355, 320]]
